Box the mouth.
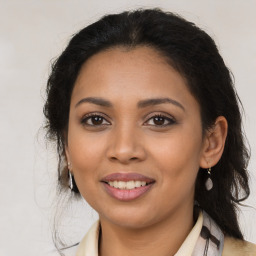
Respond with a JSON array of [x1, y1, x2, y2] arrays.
[[101, 173, 155, 201], [106, 180, 149, 190]]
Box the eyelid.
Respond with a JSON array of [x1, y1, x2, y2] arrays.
[[144, 112, 176, 126], [144, 111, 176, 121], [80, 111, 176, 127], [80, 112, 111, 126]]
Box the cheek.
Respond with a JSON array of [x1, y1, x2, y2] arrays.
[[150, 128, 202, 182], [151, 136, 201, 208], [68, 135, 103, 203], [67, 130, 106, 179]]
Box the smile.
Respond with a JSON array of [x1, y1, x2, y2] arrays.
[[107, 180, 147, 190], [101, 173, 155, 201]]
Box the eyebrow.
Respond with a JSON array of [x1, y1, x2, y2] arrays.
[[75, 97, 185, 111], [75, 97, 113, 108], [137, 98, 185, 111]]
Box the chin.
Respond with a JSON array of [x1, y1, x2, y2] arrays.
[[98, 206, 162, 230]]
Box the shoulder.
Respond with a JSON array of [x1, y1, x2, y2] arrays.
[[223, 236, 256, 256]]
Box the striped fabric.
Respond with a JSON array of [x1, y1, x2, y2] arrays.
[[192, 211, 224, 256]]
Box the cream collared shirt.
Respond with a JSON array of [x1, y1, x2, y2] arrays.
[[75, 211, 203, 256]]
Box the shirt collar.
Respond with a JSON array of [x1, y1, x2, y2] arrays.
[[76, 211, 203, 256]]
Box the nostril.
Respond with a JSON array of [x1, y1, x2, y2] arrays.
[[106, 144, 146, 163]]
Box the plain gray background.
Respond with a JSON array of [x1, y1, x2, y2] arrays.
[[0, 1, 255, 255]]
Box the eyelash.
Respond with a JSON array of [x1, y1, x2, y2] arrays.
[[80, 112, 176, 128], [81, 113, 110, 127]]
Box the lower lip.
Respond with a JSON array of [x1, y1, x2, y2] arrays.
[[102, 183, 154, 201]]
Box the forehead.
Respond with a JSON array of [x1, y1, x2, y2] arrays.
[[71, 46, 199, 112], [77, 46, 173, 90], [83, 46, 169, 71]]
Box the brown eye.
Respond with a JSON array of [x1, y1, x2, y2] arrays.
[[153, 116, 165, 125], [91, 116, 104, 125], [145, 114, 175, 127], [81, 114, 110, 126]]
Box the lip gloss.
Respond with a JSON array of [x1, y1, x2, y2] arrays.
[[102, 182, 154, 201], [101, 173, 155, 201]]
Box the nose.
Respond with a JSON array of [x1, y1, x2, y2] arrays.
[[106, 125, 146, 164]]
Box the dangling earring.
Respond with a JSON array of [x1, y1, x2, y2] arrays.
[[205, 167, 213, 191], [68, 162, 73, 190], [69, 171, 73, 190]]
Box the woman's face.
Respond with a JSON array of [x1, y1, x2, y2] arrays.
[[66, 46, 208, 228]]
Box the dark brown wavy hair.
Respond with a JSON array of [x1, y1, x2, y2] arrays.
[[44, 8, 250, 250]]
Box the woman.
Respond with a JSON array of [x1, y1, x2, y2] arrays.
[[44, 8, 256, 256]]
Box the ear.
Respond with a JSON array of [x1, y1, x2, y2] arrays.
[[200, 116, 228, 168]]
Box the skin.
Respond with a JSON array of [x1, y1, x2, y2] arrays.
[[65, 46, 227, 256]]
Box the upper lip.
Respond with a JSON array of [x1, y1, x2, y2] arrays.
[[101, 173, 155, 183]]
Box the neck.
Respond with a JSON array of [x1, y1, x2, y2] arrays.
[[99, 206, 195, 256]]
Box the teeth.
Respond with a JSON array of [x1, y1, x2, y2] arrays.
[[113, 180, 118, 188], [126, 181, 135, 189], [108, 180, 147, 189]]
